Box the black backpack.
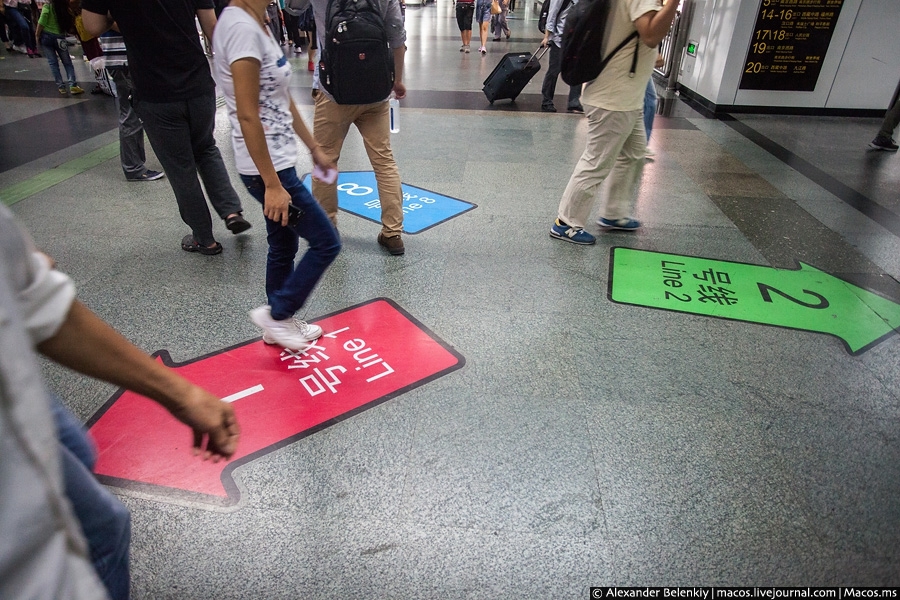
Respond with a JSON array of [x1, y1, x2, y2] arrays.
[[537, 0, 571, 34], [321, 0, 395, 105], [560, 0, 639, 86]]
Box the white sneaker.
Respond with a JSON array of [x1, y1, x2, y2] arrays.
[[249, 305, 323, 350], [645, 147, 656, 160]]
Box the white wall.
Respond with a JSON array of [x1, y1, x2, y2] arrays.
[[826, 0, 900, 109], [677, 0, 900, 111]]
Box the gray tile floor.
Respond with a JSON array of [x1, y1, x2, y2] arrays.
[[1, 1, 899, 596]]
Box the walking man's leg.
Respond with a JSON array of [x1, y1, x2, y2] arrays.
[[356, 102, 404, 254], [541, 42, 561, 111], [111, 68, 149, 180], [312, 93, 354, 227], [187, 92, 244, 224], [134, 99, 219, 249]]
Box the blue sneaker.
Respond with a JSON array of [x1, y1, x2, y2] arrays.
[[598, 217, 641, 231], [550, 219, 596, 245]]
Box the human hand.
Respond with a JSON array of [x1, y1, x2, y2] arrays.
[[263, 184, 291, 226], [540, 34, 549, 48], [169, 385, 240, 462], [392, 81, 406, 100], [310, 146, 337, 180]]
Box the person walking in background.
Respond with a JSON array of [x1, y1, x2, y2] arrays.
[[213, 0, 341, 350], [99, 31, 165, 182], [81, 0, 252, 256], [643, 54, 663, 159], [264, 0, 283, 44], [550, 0, 677, 245], [310, 0, 409, 255], [4, 0, 40, 56], [491, 0, 509, 41], [34, 0, 83, 95], [298, 2, 316, 70], [539, 0, 583, 114], [474, 0, 491, 54], [455, 0, 474, 53], [869, 92, 900, 152], [282, 0, 307, 54]]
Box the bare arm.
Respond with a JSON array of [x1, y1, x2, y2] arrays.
[[392, 44, 406, 99], [197, 8, 217, 41], [633, 0, 678, 49], [232, 57, 292, 226], [37, 301, 240, 461], [81, 9, 113, 38]]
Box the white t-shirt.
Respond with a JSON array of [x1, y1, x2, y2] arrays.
[[581, 0, 662, 112], [213, 6, 298, 176], [0, 205, 108, 600]]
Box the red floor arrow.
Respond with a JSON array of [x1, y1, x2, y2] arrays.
[[87, 298, 464, 506]]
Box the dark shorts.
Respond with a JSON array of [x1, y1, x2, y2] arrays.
[[456, 2, 475, 31]]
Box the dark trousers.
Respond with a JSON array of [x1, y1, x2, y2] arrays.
[[134, 92, 242, 246], [283, 11, 301, 47], [6, 6, 35, 50], [541, 41, 582, 110], [0, 11, 10, 44], [240, 168, 341, 321], [109, 67, 147, 178], [877, 96, 900, 140]]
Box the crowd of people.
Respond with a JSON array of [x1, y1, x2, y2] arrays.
[[2, 0, 407, 595], [18, 0, 900, 598]]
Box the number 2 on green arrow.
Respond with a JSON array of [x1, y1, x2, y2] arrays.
[[609, 247, 900, 355]]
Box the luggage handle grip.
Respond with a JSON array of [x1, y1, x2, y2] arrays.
[[526, 45, 549, 67]]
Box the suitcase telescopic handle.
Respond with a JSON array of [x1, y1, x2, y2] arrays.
[[525, 45, 550, 67]]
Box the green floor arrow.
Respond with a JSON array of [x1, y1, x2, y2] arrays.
[[609, 247, 900, 355]]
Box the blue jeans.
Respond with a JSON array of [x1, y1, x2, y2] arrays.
[[7, 6, 35, 51], [643, 79, 657, 141], [240, 167, 341, 321], [40, 32, 76, 89], [51, 395, 131, 600]]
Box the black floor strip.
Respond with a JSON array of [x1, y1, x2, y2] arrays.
[[721, 115, 900, 240], [0, 98, 117, 173]]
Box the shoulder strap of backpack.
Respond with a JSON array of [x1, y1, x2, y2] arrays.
[[596, 31, 639, 77]]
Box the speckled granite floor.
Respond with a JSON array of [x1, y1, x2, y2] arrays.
[[1, 1, 898, 596]]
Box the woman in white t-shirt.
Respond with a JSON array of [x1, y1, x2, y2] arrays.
[[213, 0, 340, 351]]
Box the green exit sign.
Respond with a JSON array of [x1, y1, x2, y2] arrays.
[[686, 42, 698, 56]]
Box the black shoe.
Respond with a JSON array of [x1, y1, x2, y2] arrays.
[[869, 136, 899, 151], [541, 104, 557, 113], [567, 105, 585, 114], [225, 213, 252, 234], [181, 234, 223, 255], [126, 169, 165, 182]]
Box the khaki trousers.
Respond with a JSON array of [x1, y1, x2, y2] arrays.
[[557, 105, 646, 228], [312, 93, 404, 237]]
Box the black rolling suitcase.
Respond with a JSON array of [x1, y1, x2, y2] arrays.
[[482, 47, 548, 104]]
